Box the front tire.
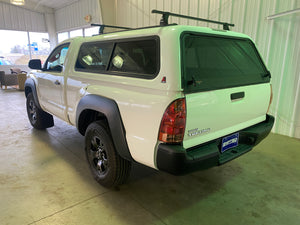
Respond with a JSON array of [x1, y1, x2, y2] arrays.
[[85, 121, 131, 188], [26, 92, 54, 129]]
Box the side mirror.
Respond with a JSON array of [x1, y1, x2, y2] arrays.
[[28, 59, 42, 70]]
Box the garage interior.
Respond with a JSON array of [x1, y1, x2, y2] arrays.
[[1, 0, 300, 224]]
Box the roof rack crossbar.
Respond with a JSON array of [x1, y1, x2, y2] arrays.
[[91, 23, 132, 34], [152, 9, 234, 30]]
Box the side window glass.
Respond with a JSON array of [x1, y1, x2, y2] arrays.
[[75, 42, 113, 71], [45, 44, 69, 72], [109, 39, 158, 76]]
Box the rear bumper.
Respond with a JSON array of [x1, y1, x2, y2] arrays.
[[156, 115, 275, 175]]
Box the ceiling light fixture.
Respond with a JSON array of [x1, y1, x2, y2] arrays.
[[10, 0, 25, 6]]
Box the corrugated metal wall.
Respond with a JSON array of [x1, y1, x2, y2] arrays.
[[0, 1, 46, 32], [55, 0, 102, 32], [116, 0, 300, 139]]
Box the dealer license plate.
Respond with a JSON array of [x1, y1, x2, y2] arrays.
[[221, 133, 239, 153]]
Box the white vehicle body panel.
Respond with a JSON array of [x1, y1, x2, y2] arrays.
[[183, 84, 270, 149], [35, 71, 65, 119]]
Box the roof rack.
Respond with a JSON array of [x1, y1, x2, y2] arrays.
[[152, 9, 234, 31], [91, 24, 132, 34]]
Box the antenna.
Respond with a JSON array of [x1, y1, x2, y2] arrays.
[[152, 10, 234, 31]]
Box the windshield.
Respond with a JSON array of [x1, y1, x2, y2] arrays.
[[181, 33, 270, 93]]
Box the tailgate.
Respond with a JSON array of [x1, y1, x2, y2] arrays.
[[183, 83, 270, 149]]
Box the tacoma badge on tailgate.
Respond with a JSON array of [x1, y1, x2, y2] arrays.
[[188, 128, 211, 137]]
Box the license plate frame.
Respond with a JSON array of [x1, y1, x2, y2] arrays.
[[221, 133, 239, 153]]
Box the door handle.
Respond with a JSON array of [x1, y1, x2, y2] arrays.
[[54, 80, 61, 85], [231, 92, 245, 100]]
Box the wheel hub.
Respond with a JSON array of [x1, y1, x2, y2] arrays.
[[29, 100, 37, 123], [96, 146, 107, 172], [90, 136, 108, 174]]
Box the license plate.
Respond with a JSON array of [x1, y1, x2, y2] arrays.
[[221, 133, 239, 153]]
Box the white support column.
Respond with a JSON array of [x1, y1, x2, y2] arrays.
[[45, 13, 57, 50], [27, 31, 32, 60], [99, 0, 116, 25]]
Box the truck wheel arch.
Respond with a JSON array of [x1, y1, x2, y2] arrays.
[[76, 94, 133, 161], [24, 77, 42, 110]]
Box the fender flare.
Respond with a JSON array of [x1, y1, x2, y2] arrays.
[[76, 94, 133, 161], [24, 77, 42, 109]]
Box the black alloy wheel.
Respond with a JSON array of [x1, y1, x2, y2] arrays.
[[85, 121, 131, 188]]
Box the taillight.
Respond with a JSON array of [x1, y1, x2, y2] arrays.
[[267, 84, 273, 113], [158, 98, 186, 143]]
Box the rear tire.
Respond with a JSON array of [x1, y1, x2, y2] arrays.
[[26, 92, 54, 129], [85, 121, 131, 188]]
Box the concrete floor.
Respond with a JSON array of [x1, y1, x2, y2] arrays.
[[1, 88, 300, 225]]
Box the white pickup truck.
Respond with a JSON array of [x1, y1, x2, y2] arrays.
[[25, 11, 274, 188]]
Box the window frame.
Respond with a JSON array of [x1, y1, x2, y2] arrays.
[[43, 42, 70, 73], [74, 36, 160, 80], [0, 29, 50, 65]]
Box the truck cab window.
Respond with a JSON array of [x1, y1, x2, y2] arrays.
[[45, 43, 70, 72], [75, 42, 113, 72]]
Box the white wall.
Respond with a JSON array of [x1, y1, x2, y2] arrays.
[[0, 1, 47, 32], [115, 0, 300, 139], [55, 0, 102, 32]]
